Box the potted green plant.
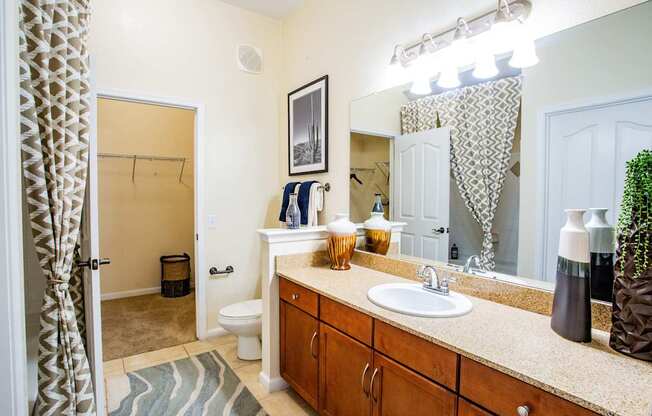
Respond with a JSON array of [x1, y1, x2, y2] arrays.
[[610, 149, 652, 361]]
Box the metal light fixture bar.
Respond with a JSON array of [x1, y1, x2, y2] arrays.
[[393, 0, 532, 66]]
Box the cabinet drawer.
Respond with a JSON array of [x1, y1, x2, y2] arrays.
[[460, 357, 598, 416], [373, 320, 458, 390], [320, 296, 373, 345], [279, 277, 318, 317], [458, 398, 494, 416]]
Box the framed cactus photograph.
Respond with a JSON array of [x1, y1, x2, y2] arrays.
[[288, 75, 329, 176]]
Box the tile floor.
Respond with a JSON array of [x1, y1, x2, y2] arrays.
[[103, 334, 317, 416]]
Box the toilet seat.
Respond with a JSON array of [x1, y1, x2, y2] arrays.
[[219, 299, 262, 320]]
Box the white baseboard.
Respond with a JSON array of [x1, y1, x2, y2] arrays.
[[202, 326, 229, 340], [258, 371, 288, 393], [101, 286, 160, 301]]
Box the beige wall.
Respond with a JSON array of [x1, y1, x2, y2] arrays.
[[91, 0, 282, 332], [278, 0, 646, 225], [98, 98, 195, 295], [349, 133, 390, 223]]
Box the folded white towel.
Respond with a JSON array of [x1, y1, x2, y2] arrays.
[[307, 182, 324, 227]]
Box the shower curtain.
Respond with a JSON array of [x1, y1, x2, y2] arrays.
[[19, 0, 95, 414], [400, 76, 522, 270]]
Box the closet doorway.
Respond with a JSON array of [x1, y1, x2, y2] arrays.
[[96, 94, 204, 361]]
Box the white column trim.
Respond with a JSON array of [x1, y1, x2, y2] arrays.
[[256, 222, 404, 393]]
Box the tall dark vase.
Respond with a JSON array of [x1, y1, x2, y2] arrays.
[[551, 209, 592, 343], [609, 218, 652, 361]]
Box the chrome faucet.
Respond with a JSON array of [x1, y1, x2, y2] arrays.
[[463, 255, 482, 274], [417, 265, 455, 296]]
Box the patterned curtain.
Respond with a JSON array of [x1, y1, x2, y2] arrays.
[[19, 0, 95, 414], [401, 76, 522, 270]]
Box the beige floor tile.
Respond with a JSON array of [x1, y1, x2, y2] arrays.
[[260, 389, 317, 416], [233, 362, 268, 400], [183, 334, 237, 356], [214, 342, 256, 370], [123, 345, 188, 372], [103, 359, 125, 377]]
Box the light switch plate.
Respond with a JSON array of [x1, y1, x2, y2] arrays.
[[207, 214, 217, 229]]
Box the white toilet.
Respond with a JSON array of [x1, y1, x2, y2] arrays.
[[217, 299, 263, 360]]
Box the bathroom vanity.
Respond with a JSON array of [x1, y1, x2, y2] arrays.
[[274, 261, 652, 416]]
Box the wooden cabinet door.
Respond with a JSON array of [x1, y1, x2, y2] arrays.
[[280, 300, 319, 409], [319, 323, 373, 416], [458, 398, 494, 416], [371, 352, 456, 416]]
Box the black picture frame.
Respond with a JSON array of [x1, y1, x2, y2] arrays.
[[287, 75, 329, 176]]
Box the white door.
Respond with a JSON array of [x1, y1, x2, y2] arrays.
[[541, 96, 652, 281], [79, 72, 105, 411], [393, 128, 451, 261]]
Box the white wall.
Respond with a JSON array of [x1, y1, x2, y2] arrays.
[[279, 0, 647, 225], [90, 0, 282, 333]]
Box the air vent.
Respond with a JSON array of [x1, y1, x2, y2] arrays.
[[237, 44, 263, 74]]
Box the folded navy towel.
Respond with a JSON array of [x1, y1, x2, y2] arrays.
[[298, 181, 317, 225], [279, 182, 300, 222]]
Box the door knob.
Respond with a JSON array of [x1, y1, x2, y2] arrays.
[[517, 405, 530, 416], [76, 257, 111, 270], [432, 227, 446, 234]]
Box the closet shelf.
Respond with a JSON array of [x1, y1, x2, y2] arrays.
[[98, 152, 190, 183]]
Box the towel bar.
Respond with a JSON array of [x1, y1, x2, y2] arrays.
[[281, 182, 330, 192]]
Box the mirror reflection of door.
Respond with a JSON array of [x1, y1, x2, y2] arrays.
[[393, 128, 451, 262], [541, 97, 652, 282]]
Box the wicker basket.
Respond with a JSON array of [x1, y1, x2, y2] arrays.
[[160, 253, 191, 298]]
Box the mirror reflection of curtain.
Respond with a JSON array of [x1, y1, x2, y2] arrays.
[[400, 76, 522, 270]]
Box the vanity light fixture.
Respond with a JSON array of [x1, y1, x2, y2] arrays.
[[490, 0, 520, 55], [389, 0, 537, 93], [387, 44, 412, 87], [449, 18, 474, 68]]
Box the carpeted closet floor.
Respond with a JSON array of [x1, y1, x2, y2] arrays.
[[101, 291, 196, 361]]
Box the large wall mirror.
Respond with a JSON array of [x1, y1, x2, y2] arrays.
[[350, 2, 652, 300]]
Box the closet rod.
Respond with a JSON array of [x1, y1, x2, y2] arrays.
[[98, 152, 190, 184], [98, 152, 187, 162]]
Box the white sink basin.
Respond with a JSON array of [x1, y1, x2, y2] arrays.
[[367, 283, 472, 318]]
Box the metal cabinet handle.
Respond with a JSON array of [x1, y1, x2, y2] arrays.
[[369, 368, 380, 402], [292, 293, 299, 300], [361, 363, 370, 396], [517, 405, 530, 416], [309, 331, 318, 358]]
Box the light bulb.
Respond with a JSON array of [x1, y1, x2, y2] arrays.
[[509, 38, 538, 68], [509, 23, 539, 68], [437, 64, 460, 89], [448, 37, 474, 68], [410, 75, 432, 95], [473, 51, 498, 79], [386, 62, 406, 87], [490, 18, 518, 55]]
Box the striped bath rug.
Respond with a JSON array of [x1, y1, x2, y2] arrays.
[[107, 350, 266, 415]]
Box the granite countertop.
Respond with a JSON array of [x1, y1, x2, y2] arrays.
[[277, 264, 652, 416]]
